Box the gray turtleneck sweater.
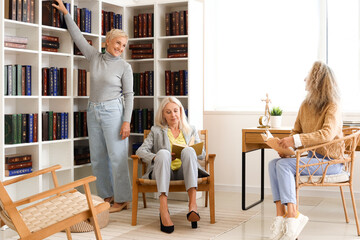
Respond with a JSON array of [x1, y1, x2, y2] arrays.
[[64, 13, 134, 122]]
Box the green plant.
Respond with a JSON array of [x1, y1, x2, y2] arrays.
[[270, 106, 283, 116]]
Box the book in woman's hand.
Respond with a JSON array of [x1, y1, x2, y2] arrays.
[[172, 141, 204, 159], [261, 130, 295, 156]]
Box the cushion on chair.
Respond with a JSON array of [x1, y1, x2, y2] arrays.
[[20, 191, 109, 233], [299, 171, 349, 183]]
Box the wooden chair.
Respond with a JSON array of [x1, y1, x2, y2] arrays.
[[131, 129, 216, 226], [295, 127, 360, 236], [0, 165, 110, 240]]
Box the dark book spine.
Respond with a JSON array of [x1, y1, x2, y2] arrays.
[[16, 64, 22, 96], [42, 47, 58, 52], [144, 71, 149, 96], [5, 161, 32, 170], [52, 112, 57, 140], [42, 41, 60, 49], [131, 49, 153, 54], [129, 44, 152, 49], [149, 71, 154, 96], [142, 13, 147, 37], [25, 65, 31, 95], [7, 65, 13, 96], [174, 72, 180, 95], [5, 154, 31, 164], [184, 70, 188, 95], [5, 114, 14, 144], [42, 1, 53, 26], [169, 43, 188, 48], [48, 111, 53, 140], [10, 0, 17, 20], [22, 0, 28, 22], [139, 73, 144, 96], [64, 112, 68, 139], [42, 112, 49, 141], [56, 113, 61, 140], [17, 0, 22, 21], [165, 70, 171, 96], [49, 67, 54, 96], [180, 10, 185, 35], [170, 72, 175, 95], [61, 68, 67, 96], [42, 35, 59, 42], [179, 70, 184, 95], [33, 113, 38, 142], [16, 113, 21, 144], [131, 54, 154, 59], [165, 13, 170, 36], [21, 114, 27, 143], [138, 14, 142, 38], [21, 66, 26, 95]]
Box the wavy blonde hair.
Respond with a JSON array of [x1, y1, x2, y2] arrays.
[[155, 97, 191, 135], [305, 61, 340, 112]]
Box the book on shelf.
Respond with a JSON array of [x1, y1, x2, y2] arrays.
[[129, 43, 154, 59], [42, 111, 69, 141], [42, 35, 60, 52], [73, 69, 89, 96], [5, 161, 32, 170], [74, 146, 90, 165], [165, 70, 188, 96], [5, 154, 31, 164], [72, 6, 91, 33], [131, 108, 153, 133], [166, 10, 187, 36], [4, 113, 38, 144], [5, 65, 31, 96], [172, 141, 203, 159], [102, 10, 122, 35], [133, 13, 153, 38], [74, 111, 88, 138], [167, 43, 188, 58], [133, 72, 154, 96], [5, 167, 32, 177], [5, 0, 35, 23], [74, 39, 92, 55], [42, 1, 70, 28], [261, 130, 295, 156], [4, 35, 28, 44], [42, 67, 67, 96], [4, 42, 27, 49]]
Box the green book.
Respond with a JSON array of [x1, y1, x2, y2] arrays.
[[12, 65, 16, 96], [5, 114, 13, 144], [48, 111, 53, 140], [12, 114, 17, 144], [16, 64, 22, 96], [17, 113, 22, 144]]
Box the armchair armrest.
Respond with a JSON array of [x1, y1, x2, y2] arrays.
[[3, 165, 62, 186], [131, 155, 140, 180], [10, 176, 97, 208]]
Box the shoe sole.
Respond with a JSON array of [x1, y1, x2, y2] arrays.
[[294, 216, 309, 239]]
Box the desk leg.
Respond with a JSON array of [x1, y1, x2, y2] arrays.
[[242, 149, 265, 210]]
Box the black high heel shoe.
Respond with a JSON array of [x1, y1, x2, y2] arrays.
[[160, 211, 174, 233], [187, 211, 200, 229]]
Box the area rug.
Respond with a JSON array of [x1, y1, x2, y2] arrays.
[[4, 200, 259, 240]]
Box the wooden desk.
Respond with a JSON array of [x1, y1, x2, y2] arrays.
[[241, 126, 360, 210], [242, 127, 291, 210]]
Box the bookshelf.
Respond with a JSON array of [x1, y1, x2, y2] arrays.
[[0, 0, 204, 201]]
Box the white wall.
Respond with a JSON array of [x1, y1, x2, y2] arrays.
[[204, 111, 360, 198]]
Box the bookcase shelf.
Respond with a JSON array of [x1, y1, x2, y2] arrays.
[[0, 0, 203, 200]]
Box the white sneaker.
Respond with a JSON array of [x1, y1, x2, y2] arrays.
[[280, 213, 309, 240], [269, 216, 285, 240]]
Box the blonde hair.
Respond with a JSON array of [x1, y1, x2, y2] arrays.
[[155, 97, 191, 135], [305, 61, 340, 112], [105, 29, 128, 43]]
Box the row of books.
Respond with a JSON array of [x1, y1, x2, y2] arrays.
[[102, 10, 122, 36], [165, 70, 188, 96], [74, 69, 90, 96], [74, 146, 90, 165], [131, 108, 154, 134], [5, 113, 38, 144], [4, 65, 32, 96], [129, 43, 154, 59], [42, 112, 69, 141], [42, 1, 71, 29], [168, 43, 188, 58], [74, 111, 88, 138], [165, 10, 188, 36], [5, 0, 35, 23], [42, 35, 60, 52], [42, 67, 68, 96], [5, 154, 32, 177], [74, 5, 92, 33], [133, 13, 154, 38], [133, 71, 154, 96], [4, 35, 28, 49]]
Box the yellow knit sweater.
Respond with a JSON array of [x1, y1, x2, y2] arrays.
[[291, 101, 343, 158]]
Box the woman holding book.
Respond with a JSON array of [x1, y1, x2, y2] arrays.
[[53, 0, 133, 213], [136, 97, 208, 233], [268, 61, 343, 240]]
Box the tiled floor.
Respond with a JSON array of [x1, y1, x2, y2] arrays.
[[1, 191, 360, 239]]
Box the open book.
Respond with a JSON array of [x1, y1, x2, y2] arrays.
[[261, 130, 295, 156], [172, 141, 204, 159]]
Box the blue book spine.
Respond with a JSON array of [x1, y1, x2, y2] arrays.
[[6, 167, 33, 177], [64, 112, 68, 139], [49, 67, 54, 96], [89, 10, 92, 33], [26, 65, 31, 96], [184, 70, 188, 95], [4, 65, 7, 95], [61, 112, 65, 139], [65, 3, 71, 14], [53, 67, 58, 96], [27, 113, 33, 143], [120, 14, 122, 29]]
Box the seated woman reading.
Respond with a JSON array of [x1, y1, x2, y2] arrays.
[[136, 96, 209, 234]]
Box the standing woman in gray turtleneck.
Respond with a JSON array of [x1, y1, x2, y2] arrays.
[[53, 0, 134, 213]]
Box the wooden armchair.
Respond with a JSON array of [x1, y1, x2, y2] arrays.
[[295, 127, 360, 236], [0, 165, 110, 240], [131, 129, 216, 226]]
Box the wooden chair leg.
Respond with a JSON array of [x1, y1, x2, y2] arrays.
[[142, 193, 147, 208], [84, 184, 102, 240], [209, 187, 215, 224], [132, 184, 139, 226], [65, 228, 72, 240], [0, 219, 4, 227], [339, 186, 349, 223], [349, 185, 360, 236], [205, 191, 208, 207]]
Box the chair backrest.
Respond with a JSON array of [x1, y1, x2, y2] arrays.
[[0, 182, 20, 231]]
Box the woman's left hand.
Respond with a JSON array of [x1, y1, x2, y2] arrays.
[[120, 122, 130, 139], [278, 136, 295, 149]]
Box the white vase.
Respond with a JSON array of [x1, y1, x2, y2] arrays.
[[271, 116, 282, 128]]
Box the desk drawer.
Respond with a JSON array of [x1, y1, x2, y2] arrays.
[[245, 132, 289, 144]]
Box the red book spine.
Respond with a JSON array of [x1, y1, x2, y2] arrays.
[[82, 70, 86, 96], [21, 66, 26, 95], [170, 72, 175, 95], [134, 16, 139, 38], [131, 54, 154, 59], [138, 14, 143, 38], [62, 68, 67, 96], [165, 13, 170, 36], [165, 71, 171, 96], [5, 42, 27, 49], [179, 11, 185, 35], [83, 111, 87, 137], [77, 8, 81, 28], [42, 68, 48, 96], [139, 73, 144, 96], [42, 47, 58, 52], [78, 70, 82, 96], [145, 71, 150, 96], [147, 13, 153, 37], [42, 35, 59, 42], [6, 161, 32, 170], [33, 113, 38, 142], [101, 10, 104, 35], [179, 70, 184, 95], [142, 13, 147, 37], [174, 11, 180, 35], [168, 53, 188, 58], [53, 112, 57, 140], [5, 154, 31, 164]]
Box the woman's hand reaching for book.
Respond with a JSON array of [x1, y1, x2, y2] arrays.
[[52, 0, 69, 15]]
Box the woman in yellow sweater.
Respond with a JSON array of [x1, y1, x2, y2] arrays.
[[268, 61, 342, 240]]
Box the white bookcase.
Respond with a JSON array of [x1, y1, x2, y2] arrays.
[[0, 0, 204, 201]]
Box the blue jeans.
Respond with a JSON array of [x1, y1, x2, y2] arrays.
[[268, 152, 343, 205], [87, 98, 131, 203]]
